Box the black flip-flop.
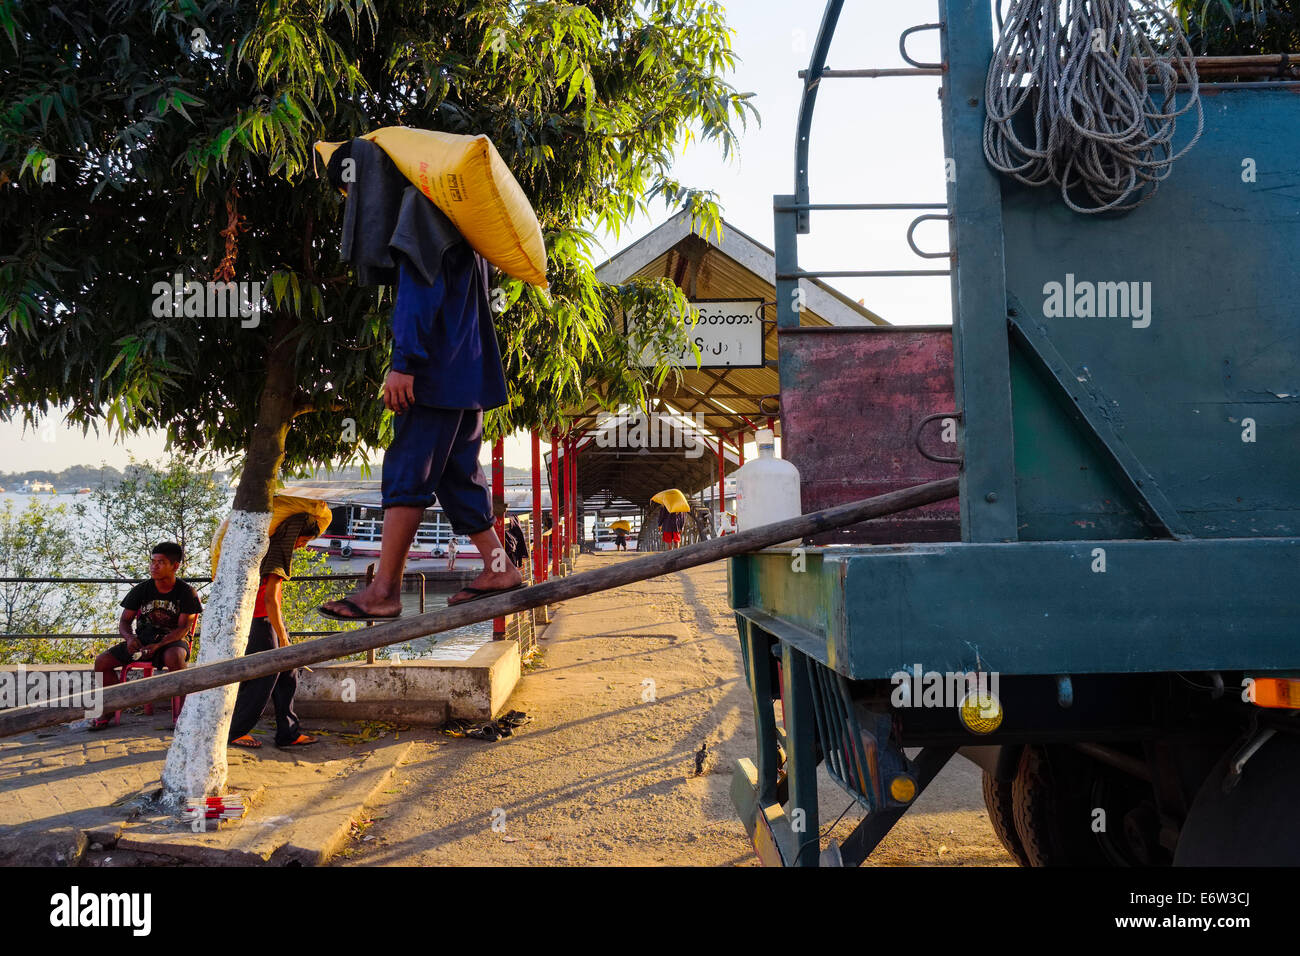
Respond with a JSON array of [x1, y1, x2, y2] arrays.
[[442, 718, 474, 738], [498, 711, 531, 728], [467, 723, 502, 741], [318, 598, 402, 622], [446, 583, 525, 607]]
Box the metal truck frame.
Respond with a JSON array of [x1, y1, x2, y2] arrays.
[[729, 0, 1300, 866]]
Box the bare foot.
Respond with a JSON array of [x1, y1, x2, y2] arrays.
[[318, 587, 403, 620]]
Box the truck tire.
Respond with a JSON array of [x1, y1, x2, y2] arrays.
[[1012, 744, 1107, 866], [981, 771, 1030, 867], [1175, 730, 1300, 865]]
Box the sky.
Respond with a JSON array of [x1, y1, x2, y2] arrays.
[[1, 1, 952, 475]]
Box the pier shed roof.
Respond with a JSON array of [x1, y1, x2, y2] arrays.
[[575, 210, 886, 439], [555, 213, 886, 509], [550, 411, 740, 509]]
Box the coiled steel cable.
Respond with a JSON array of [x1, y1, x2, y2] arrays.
[[984, 0, 1203, 213]]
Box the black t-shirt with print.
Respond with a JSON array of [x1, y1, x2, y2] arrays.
[[121, 579, 202, 645]]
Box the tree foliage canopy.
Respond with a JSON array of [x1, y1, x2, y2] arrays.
[[76, 454, 227, 579], [0, 0, 755, 474], [1174, 0, 1298, 54]]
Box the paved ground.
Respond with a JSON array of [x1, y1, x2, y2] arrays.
[[0, 552, 1013, 866], [336, 554, 1013, 866], [0, 716, 413, 866]]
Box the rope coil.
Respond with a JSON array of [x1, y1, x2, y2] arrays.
[[983, 0, 1204, 214]]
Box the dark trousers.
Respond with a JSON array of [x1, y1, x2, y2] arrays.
[[228, 618, 302, 747], [381, 405, 494, 534]]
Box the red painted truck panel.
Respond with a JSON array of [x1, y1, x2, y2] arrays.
[[778, 326, 959, 544]]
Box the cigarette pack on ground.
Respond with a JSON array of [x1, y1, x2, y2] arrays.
[[183, 794, 248, 826]]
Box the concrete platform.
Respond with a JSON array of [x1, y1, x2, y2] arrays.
[[0, 637, 521, 728], [296, 639, 520, 724], [0, 717, 419, 866]]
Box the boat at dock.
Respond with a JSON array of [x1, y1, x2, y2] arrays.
[[284, 480, 551, 567]]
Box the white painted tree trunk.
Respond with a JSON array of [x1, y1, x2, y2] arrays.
[[160, 509, 271, 805]]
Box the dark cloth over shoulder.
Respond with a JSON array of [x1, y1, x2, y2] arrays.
[[335, 138, 508, 410], [338, 139, 408, 287], [339, 138, 480, 289]]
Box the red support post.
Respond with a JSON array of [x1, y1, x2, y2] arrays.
[[564, 437, 574, 556], [738, 429, 745, 466], [492, 436, 505, 637], [717, 432, 726, 518], [551, 427, 562, 578], [531, 431, 544, 581], [561, 435, 570, 560], [570, 436, 579, 555]]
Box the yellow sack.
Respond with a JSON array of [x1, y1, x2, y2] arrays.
[[314, 127, 548, 288], [651, 489, 691, 514], [210, 494, 334, 577]]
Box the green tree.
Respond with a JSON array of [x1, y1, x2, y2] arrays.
[[1174, 1, 1299, 54], [0, 499, 108, 664], [281, 546, 359, 636], [0, 0, 753, 799], [76, 455, 228, 580]]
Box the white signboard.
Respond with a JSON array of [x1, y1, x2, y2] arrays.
[[630, 298, 766, 369]]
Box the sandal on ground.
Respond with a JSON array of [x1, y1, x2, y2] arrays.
[[318, 598, 401, 622], [447, 583, 525, 607], [278, 734, 318, 747], [467, 723, 502, 741], [87, 716, 114, 732], [441, 718, 474, 737], [229, 734, 262, 748], [498, 710, 531, 727]]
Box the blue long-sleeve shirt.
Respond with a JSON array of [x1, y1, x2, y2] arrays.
[[391, 251, 509, 411]]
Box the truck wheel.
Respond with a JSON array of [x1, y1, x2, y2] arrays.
[[1175, 730, 1300, 865], [981, 771, 1030, 867], [1012, 744, 1108, 866]]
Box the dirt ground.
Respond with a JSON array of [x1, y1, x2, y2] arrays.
[[336, 554, 1013, 866]]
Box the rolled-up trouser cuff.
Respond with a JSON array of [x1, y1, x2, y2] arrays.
[[382, 405, 493, 534]]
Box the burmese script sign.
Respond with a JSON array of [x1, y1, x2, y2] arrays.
[[628, 298, 766, 369]]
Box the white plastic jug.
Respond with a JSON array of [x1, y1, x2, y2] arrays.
[[733, 429, 802, 547]]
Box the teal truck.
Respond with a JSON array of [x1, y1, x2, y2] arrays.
[[729, 0, 1300, 865]]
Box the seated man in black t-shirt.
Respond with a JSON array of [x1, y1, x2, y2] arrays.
[[91, 542, 202, 728]]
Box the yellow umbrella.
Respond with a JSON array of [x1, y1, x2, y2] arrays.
[[609, 520, 632, 533], [651, 489, 691, 514]]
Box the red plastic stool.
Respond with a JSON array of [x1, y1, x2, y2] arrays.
[[115, 661, 185, 726], [119, 660, 156, 715]]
